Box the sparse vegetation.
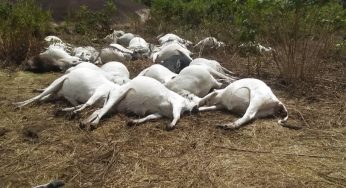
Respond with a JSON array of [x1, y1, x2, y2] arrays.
[[66, 0, 116, 37], [0, 0, 51, 66], [148, 0, 346, 84]]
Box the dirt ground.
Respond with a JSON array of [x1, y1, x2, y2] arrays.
[[0, 47, 345, 187]]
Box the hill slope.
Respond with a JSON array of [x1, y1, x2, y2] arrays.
[[37, 0, 147, 23]]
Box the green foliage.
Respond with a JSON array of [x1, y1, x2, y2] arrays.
[[0, 0, 51, 65], [134, 0, 152, 6], [67, 0, 116, 37], [149, 0, 345, 83]]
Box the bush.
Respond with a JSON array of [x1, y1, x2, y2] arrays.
[[66, 0, 116, 37], [250, 1, 346, 82], [148, 0, 346, 84], [0, 0, 51, 65]]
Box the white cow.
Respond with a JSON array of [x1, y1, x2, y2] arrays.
[[199, 78, 288, 129], [109, 43, 135, 54], [41, 45, 78, 62], [99, 48, 133, 63], [128, 37, 150, 54], [239, 42, 273, 55], [103, 30, 125, 43], [165, 65, 223, 97], [152, 42, 193, 73], [26, 45, 81, 72], [14, 68, 121, 110], [153, 42, 192, 63], [190, 58, 235, 75], [158, 33, 193, 46], [194, 37, 225, 49], [137, 64, 177, 84], [65, 61, 130, 85], [100, 61, 130, 83], [72, 46, 99, 63], [190, 58, 237, 81], [117, 33, 135, 47], [194, 37, 225, 56], [44, 36, 73, 53], [79, 76, 199, 130], [44, 36, 63, 44]]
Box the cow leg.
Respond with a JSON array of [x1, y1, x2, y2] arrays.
[[198, 91, 218, 106], [127, 113, 163, 126], [13, 75, 68, 108], [210, 76, 223, 89], [166, 103, 183, 131], [61, 104, 83, 112], [198, 105, 223, 112], [64, 96, 79, 106], [208, 68, 232, 81], [218, 102, 258, 130], [40, 93, 53, 101], [81, 88, 132, 128], [71, 89, 106, 113]]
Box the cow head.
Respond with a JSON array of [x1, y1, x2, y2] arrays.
[[275, 102, 288, 124], [179, 90, 201, 114]]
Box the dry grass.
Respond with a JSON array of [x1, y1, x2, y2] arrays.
[[0, 51, 345, 188]]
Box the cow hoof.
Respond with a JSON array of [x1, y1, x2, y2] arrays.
[[79, 122, 96, 131], [79, 121, 87, 129], [126, 120, 135, 127], [217, 124, 237, 130], [165, 124, 175, 131], [224, 123, 237, 130], [53, 109, 65, 117], [216, 124, 227, 129]]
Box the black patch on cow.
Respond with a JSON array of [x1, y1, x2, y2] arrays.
[[160, 54, 191, 73]]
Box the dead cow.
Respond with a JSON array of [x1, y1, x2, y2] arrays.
[[137, 64, 177, 84], [80, 76, 199, 130], [25, 46, 81, 72], [14, 68, 121, 110], [199, 78, 288, 129], [65, 61, 130, 85], [165, 65, 223, 97], [189, 58, 238, 82]]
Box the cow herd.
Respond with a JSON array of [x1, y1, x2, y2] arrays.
[[15, 31, 288, 131]]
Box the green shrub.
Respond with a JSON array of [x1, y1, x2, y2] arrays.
[[66, 0, 116, 37], [148, 0, 345, 84], [0, 0, 51, 65]]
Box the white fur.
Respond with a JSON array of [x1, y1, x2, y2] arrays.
[[72, 46, 99, 63], [14, 68, 121, 110], [165, 65, 222, 97], [104, 30, 125, 43], [128, 37, 150, 54], [44, 36, 73, 53], [99, 48, 132, 63], [158, 33, 192, 46], [116, 33, 135, 46], [199, 78, 288, 129], [194, 37, 225, 49], [65, 61, 130, 85], [190, 58, 237, 82], [81, 76, 199, 130], [137, 64, 177, 84], [152, 42, 192, 63]]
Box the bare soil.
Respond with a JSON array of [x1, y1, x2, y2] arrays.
[[0, 47, 345, 187]]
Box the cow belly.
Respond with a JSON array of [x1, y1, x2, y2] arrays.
[[116, 92, 172, 117], [223, 87, 250, 114], [59, 78, 99, 104]]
